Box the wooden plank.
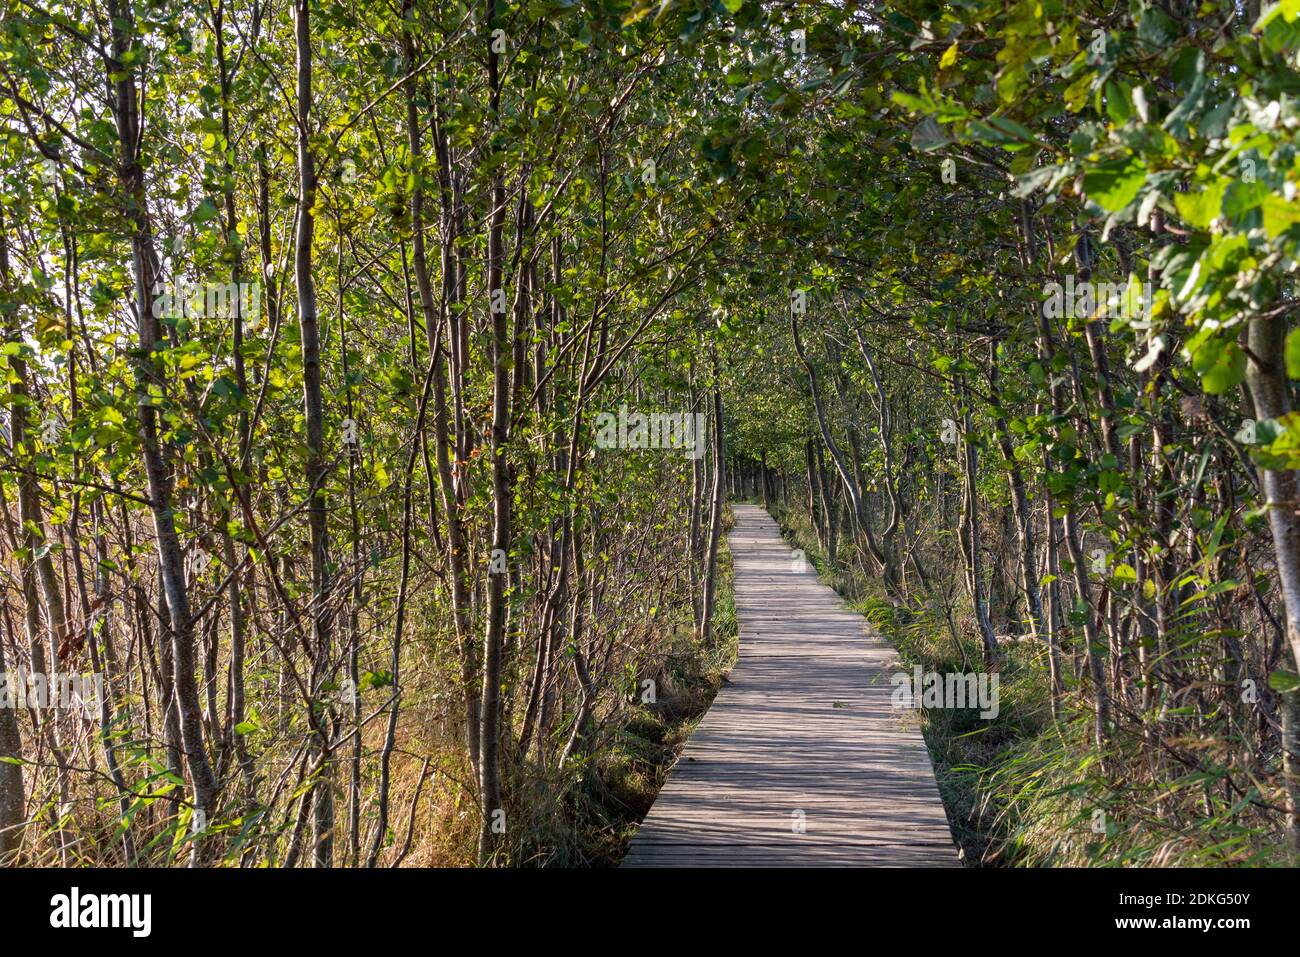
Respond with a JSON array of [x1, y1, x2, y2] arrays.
[[622, 843, 953, 868], [621, 503, 959, 868]]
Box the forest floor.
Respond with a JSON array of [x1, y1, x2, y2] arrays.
[[381, 527, 741, 867]]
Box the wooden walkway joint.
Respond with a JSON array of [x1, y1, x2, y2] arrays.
[[622, 504, 959, 867]]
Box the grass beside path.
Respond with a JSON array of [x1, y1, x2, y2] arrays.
[[592, 507, 740, 866]]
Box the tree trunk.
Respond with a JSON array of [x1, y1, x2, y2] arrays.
[[292, 0, 334, 867], [700, 387, 726, 645], [989, 344, 1058, 707], [959, 399, 998, 664], [478, 0, 509, 864], [0, 607, 23, 862], [1246, 313, 1300, 683], [107, 0, 219, 845]]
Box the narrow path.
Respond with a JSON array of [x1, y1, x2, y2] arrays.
[[622, 504, 958, 867]]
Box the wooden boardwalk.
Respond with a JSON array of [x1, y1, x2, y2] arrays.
[[622, 504, 958, 867]]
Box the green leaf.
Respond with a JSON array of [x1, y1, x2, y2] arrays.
[[1256, 0, 1300, 32], [1082, 155, 1147, 212], [968, 115, 1037, 152], [1261, 193, 1300, 239], [1173, 180, 1225, 229], [1286, 329, 1300, 379], [1223, 178, 1270, 219], [1190, 337, 1246, 394], [1111, 563, 1137, 584], [1253, 412, 1300, 469], [1104, 80, 1132, 125], [1269, 669, 1300, 693]]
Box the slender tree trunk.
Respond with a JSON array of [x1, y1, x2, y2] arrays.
[[855, 332, 903, 578], [989, 344, 1057, 708], [214, 0, 251, 785], [805, 438, 825, 550], [1282, 681, 1300, 855], [816, 441, 838, 569], [424, 79, 480, 777], [959, 398, 998, 663], [700, 387, 726, 645], [478, 0, 509, 864], [108, 0, 219, 846], [292, 0, 334, 867], [0, 610, 23, 862], [562, 519, 597, 763], [1246, 313, 1300, 683]]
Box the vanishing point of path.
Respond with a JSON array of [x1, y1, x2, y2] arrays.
[[622, 504, 959, 867]]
